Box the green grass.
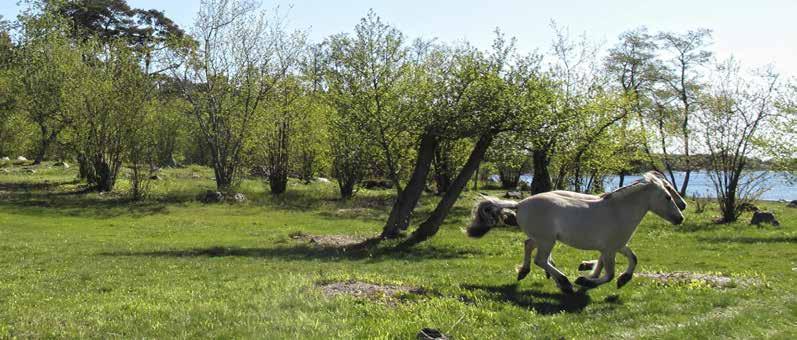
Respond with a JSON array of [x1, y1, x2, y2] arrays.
[[1, 162, 796, 338]]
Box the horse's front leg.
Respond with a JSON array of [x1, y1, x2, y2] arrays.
[[533, 241, 574, 294], [617, 246, 637, 288], [575, 252, 616, 288], [517, 238, 535, 281]]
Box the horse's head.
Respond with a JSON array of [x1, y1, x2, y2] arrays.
[[646, 177, 685, 225], [645, 171, 687, 211]]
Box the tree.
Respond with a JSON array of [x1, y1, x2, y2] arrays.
[[174, 0, 287, 190], [653, 29, 712, 196], [14, 11, 77, 164], [324, 11, 415, 195], [697, 59, 789, 222]]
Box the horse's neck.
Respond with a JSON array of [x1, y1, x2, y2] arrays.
[[606, 185, 651, 231]]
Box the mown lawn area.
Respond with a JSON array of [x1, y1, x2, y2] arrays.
[[1, 163, 795, 338]]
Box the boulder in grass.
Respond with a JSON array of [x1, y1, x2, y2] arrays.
[[1, 157, 9, 161], [200, 190, 224, 203], [504, 191, 523, 199], [229, 192, 247, 203], [316, 177, 331, 184], [750, 211, 780, 227], [787, 200, 797, 208], [16, 156, 27, 161]]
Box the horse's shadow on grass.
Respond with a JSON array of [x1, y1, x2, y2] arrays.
[[100, 243, 482, 263], [461, 282, 592, 315]]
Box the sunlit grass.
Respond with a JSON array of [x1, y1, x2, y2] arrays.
[[0, 163, 795, 338]]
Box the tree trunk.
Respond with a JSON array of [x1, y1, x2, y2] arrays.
[[93, 156, 116, 192], [339, 179, 356, 199], [34, 129, 57, 165], [530, 149, 552, 194], [381, 133, 438, 239], [269, 171, 288, 194], [401, 134, 493, 247], [499, 166, 520, 189]]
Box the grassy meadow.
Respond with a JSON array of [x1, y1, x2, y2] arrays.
[[0, 162, 796, 338]]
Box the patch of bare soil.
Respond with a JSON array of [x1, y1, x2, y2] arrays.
[[290, 232, 366, 248], [319, 281, 424, 301], [638, 271, 760, 288]]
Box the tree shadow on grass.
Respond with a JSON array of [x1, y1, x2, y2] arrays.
[[697, 236, 797, 244], [461, 282, 592, 315], [99, 243, 482, 263]]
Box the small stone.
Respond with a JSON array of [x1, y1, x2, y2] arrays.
[[229, 192, 246, 203], [316, 177, 331, 184], [417, 328, 449, 340], [1, 156, 9, 161], [16, 156, 27, 161], [191, 173, 201, 179], [504, 191, 523, 199]]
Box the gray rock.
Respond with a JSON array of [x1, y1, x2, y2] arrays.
[[200, 190, 224, 203], [1, 156, 9, 161], [191, 173, 201, 179], [316, 177, 331, 184], [229, 192, 247, 203], [504, 191, 523, 199], [787, 200, 797, 208], [16, 156, 27, 161], [751, 211, 780, 227], [417, 328, 449, 340]]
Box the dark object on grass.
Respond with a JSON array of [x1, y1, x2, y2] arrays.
[[361, 179, 393, 189], [417, 328, 449, 340], [738, 202, 759, 212], [750, 211, 779, 227], [787, 200, 797, 208], [504, 191, 522, 199], [149, 175, 162, 180], [200, 190, 224, 203]]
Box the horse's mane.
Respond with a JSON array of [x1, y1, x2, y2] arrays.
[[602, 171, 666, 200]]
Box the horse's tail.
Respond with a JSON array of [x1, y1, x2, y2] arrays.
[[466, 196, 519, 238]]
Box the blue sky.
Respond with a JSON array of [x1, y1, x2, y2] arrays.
[[2, 0, 795, 77]]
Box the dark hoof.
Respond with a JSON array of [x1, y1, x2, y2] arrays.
[[575, 276, 599, 288], [545, 270, 551, 279], [555, 276, 574, 294], [617, 272, 633, 288], [517, 267, 530, 281], [579, 261, 596, 271]]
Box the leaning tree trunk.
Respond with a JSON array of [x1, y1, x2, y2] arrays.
[[400, 134, 493, 247], [381, 133, 438, 239], [530, 149, 552, 194]]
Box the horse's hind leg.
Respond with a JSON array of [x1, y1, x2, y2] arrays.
[[517, 239, 535, 281], [533, 241, 573, 294], [617, 246, 637, 288], [575, 252, 616, 288]]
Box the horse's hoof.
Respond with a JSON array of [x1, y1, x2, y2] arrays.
[[517, 267, 530, 281], [555, 276, 574, 294], [617, 273, 633, 288], [575, 276, 598, 288], [579, 261, 596, 271], [545, 271, 551, 279]]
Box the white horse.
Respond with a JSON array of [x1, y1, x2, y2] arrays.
[[467, 172, 685, 294]]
